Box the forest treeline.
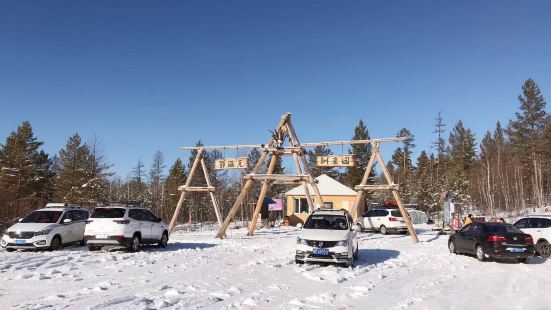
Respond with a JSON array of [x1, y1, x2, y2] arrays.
[[0, 79, 548, 228]]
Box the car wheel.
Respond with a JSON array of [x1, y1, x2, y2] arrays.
[[356, 224, 363, 232], [128, 234, 141, 252], [88, 245, 101, 251], [6, 248, 15, 252], [517, 258, 530, 264], [380, 225, 388, 235], [80, 239, 86, 246], [537, 240, 550, 258], [158, 232, 168, 248], [50, 236, 62, 251], [448, 240, 457, 254], [344, 257, 353, 267], [295, 259, 304, 265], [475, 245, 486, 262]]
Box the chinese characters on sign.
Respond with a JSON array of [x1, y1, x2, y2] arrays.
[[215, 157, 249, 170], [316, 155, 356, 167]]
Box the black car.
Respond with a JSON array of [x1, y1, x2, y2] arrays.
[[448, 222, 535, 263]]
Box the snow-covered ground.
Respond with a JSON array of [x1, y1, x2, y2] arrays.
[[1, 225, 549, 309]]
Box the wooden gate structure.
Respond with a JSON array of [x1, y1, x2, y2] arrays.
[[169, 112, 419, 243], [167, 148, 223, 234]]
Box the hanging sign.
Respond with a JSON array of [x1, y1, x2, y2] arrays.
[[215, 157, 248, 170], [316, 155, 356, 167]]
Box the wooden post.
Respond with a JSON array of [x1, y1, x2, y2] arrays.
[[168, 148, 204, 234], [374, 147, 419, 243], [291, 151, 315, 212], [285, 121, 324, 209], [201, 157, 223, 228], [350, 143, 378, 219], [215, 113, 291, 238], [215, 150, 268, 238], [247, 152, 278, 235]]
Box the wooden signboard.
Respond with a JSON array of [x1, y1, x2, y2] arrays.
[[316, 155, 355, 167], [215, 157, 248, 170]]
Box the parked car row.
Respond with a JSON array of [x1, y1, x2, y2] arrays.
[[1, 203, 169, 252], [448, 215, 551, 263]]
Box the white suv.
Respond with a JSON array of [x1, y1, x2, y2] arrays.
[[84, 205, 168, 252], [355, 208, 407, 234], [1, 203, 89, 252], [295, 209, 359, 267], [513, 215, 551, 258]]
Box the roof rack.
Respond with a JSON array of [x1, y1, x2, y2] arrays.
[[314, 207, 349, 213], [100, 202, 145, 208], [45, 203, 81, 208]]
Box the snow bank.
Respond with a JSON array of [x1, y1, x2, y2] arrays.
[[0, 225, 549, 309]]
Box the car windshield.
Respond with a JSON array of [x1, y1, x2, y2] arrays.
[[91, 208, 126, 218], [485, 224, 523, 234], [21, 211, 63, 223], [390, 210, 403, 217], [304, 214, 348, 230]]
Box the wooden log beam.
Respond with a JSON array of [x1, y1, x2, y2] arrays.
[[355, 184, 400, 191], [375, 148, 419, 243], [200, 158, 223, 228], [286, 121, 325, 209], [168, 148, 204, 234], [349, 143, 378, 220], [243, 174, 310, 182], [178, 186, 216, 192], [299, 137, 409, 147], [179, 137, 408, 150], [247, 153, 278, 236]]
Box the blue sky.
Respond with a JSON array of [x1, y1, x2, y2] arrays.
[[1, 1, 550, 178]]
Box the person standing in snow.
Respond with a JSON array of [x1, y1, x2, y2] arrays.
[[464, 214, 474, 226], [451, 214, 462, 232]]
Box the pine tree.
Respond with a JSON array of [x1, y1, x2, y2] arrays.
[[307, 146, 339, 179], [164, 158, 187, 222], [83, 137, 112, 206], [127, 159, 149, 205], [149, 150, 166, 216], [432, 112, 447, 190], [447, 120, 476, 204], [508, 78, 547, 208], [268, 152, 288, 198], [344, 120, 374, 190], [0, 121, 54, 221], [414, 151, 435, 212], [53, 133, 91, 203], [391, 128, 416, 203]]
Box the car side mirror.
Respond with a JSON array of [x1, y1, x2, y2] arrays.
[[17, 218, 22, 222], [63, 219, 72, 223], [157, 217, 163, 222], [296, 223, 303, 229]]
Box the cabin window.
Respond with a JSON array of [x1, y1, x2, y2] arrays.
[[294, 198, 309, 213]]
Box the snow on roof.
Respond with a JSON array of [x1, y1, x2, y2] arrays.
[[284, 174, 357, 196]]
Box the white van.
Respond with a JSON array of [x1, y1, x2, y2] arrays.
[[1, 203, 89, 251]]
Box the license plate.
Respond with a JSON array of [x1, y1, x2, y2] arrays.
[[95, 234, 108, 239], [312, 248, 329, 255], [15, 240, 26, 245], [508, 247, 525, 253]]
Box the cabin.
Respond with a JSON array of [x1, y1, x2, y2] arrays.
[[284, 174, 364, 225]]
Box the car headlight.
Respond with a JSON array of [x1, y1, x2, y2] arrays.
[[296, 237, 308, 245], [336, 240, 349, 246], [34, 229, 52, 236]]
